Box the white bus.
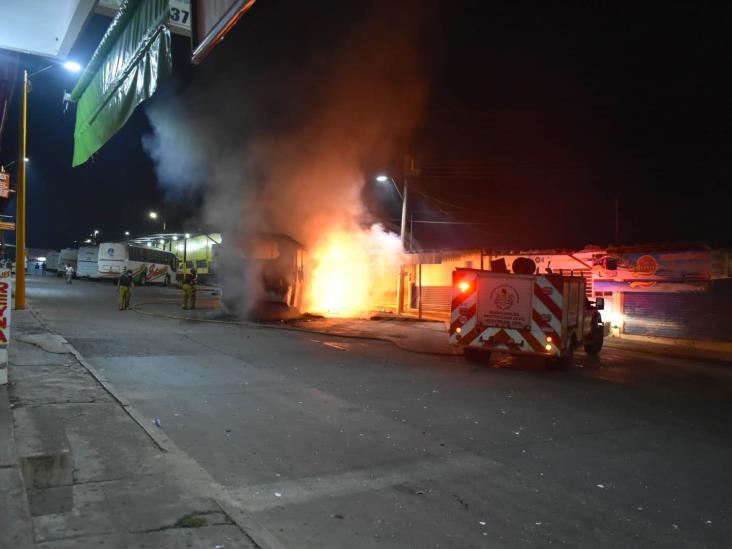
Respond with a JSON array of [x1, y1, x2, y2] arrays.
[[46, 251, 60, 273], [98, 242, 177, 285], [57, 248, 78, 276], [76, 246, 100, 278]]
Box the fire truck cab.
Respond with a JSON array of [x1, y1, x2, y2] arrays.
[[449, 260, 604, 366]]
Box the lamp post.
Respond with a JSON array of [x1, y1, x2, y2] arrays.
[[15, 70, 28, 309], [14, 61, 82, 310], [376, 174, 411, 314], [149, 210, 166, 231], [376, 175, 408, 250]]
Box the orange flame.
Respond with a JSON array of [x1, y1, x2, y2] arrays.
[[306, 225, 403, 317]]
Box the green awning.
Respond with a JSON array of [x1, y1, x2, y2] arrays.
[[70, 0, 171, 167]]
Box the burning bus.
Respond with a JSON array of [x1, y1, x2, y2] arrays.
[[214, 233, 306, 319]]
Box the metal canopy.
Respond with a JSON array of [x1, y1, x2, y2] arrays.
[[0, 0, 97, 60]]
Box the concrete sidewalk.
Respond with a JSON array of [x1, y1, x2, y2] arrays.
[[1, 309, 265, 549]]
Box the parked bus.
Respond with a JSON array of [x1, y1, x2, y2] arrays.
[[56, 248, 78, 277], [46, 251, 60, 273], [76, 246, 100, 278], [216, 233, 306, 319], [98, 242, 177, 285]]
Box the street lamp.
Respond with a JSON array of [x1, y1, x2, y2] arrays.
[[375, 174, 408, 249], [148, 210, 166, 231], [376, 173, 411, 315], [14, 60, 83, 309], [62, 61, 82, 73], [124, 231, 130, 236]]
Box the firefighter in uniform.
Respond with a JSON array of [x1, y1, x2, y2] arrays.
[[182, 268, 197, 310], [117, 269, 134, 310]]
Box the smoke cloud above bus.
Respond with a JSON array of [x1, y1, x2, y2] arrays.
[[143, 1, 433, 316]]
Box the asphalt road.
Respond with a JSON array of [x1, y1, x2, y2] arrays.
[[25, 275, 732, 548]]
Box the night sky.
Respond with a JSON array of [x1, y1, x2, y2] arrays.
[[1, 1, 731, 251]]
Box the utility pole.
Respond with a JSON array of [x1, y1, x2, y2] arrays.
[[400, 179, 408, 250], [15, 70, 28, 310], [397, 155, 420, 314]]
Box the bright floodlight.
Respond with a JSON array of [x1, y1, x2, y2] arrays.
[[93, 229, 99, 235], [149, 211, 158, 219], [158, 239, 165, 245], [63, 61, 82, 73], [376, 175, 389, 182], [172, 236, 178, 241], [147, 242, 152, 247], [84, 239, 91, 243], [23, 157, 29, 163], [184, 233, 191, 239], [124, 231, 130, 236]]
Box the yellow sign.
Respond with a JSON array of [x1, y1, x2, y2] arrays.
[[0, 222, 15, 231]]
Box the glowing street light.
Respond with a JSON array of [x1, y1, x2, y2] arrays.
[[172, 236, 178, 241], [63, 61, 82, 73], [376, 172, 410, 315], [124, 231, 130, 236], [148, 210, 166, 230], [23, 157, 29, 163], [158, 239, 165, 245], [375, 174, 407, 245], [84, 239, 91, 243], [184, 233, 191, 239]]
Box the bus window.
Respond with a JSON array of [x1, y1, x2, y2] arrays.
[[196, 260, 208, 269]]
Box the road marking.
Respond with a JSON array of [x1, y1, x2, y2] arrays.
[[321, 341, 348, 351], [227, 451, 499, 512]]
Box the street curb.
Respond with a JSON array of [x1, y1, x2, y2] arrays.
[[604, 338, 732, 364], [131, 301, 461, 357], [27, 308, 178, 454], [24, 306, 283, 549]]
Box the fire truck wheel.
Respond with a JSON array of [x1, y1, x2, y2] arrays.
[[583, 315, 604, 355], [463, 347, 492, 364], [547, 334, 575, 369]]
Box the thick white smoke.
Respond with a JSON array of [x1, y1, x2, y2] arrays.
[[143, 2, 432, 316]]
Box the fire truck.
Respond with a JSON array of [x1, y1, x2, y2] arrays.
[[449, 258, 605, 366]]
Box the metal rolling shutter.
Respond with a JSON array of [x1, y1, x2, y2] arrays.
[[623, 286, 732, 341], [420, 286, 451, 314]]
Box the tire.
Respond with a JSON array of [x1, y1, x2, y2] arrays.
[[463, 347, 492, 364], [584, 313, 604, 355], [547, 334, 575, 369]]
